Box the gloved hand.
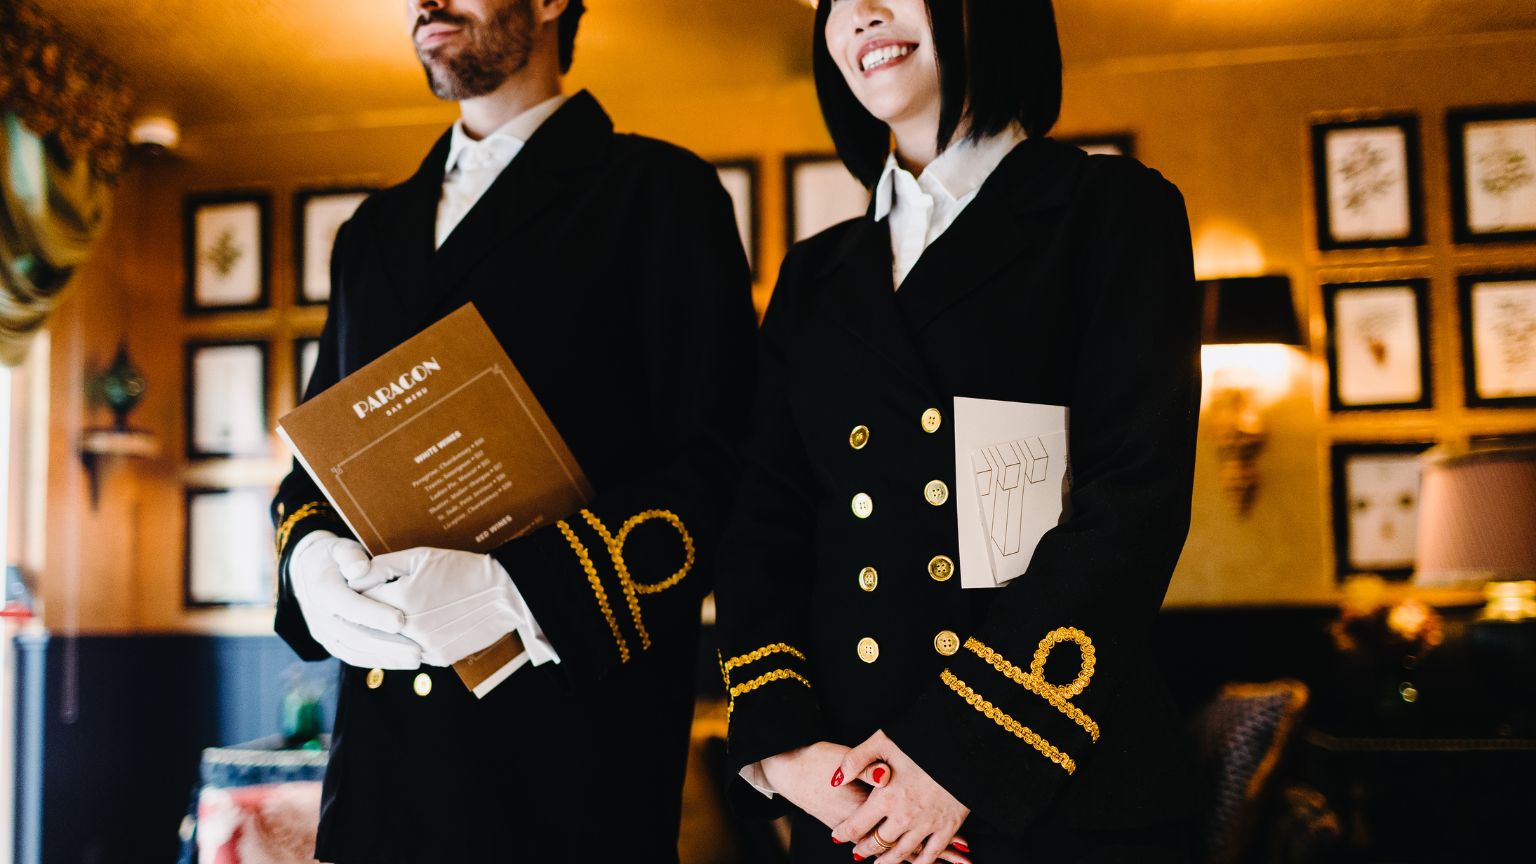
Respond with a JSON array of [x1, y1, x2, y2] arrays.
[[351, 547, 524, 668], [289, 531, 421, 669]]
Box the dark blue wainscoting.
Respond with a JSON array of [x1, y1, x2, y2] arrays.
[[11, 633, 337, 864]]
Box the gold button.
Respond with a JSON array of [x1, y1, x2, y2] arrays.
[[413, 672, 432, 697], [858, 566, 879, 592], [857, 637, 880, 663], [366, 668, 384, 689], [924, 480, 950, 506], [849, 425, 870, 450], [928, 555, 955, 582], [934, 630, 960, 656], [851, 492, 874, 519], [921, 408, 943, 434]]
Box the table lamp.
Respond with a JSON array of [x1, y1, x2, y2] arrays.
[[1414, 446, 1536, 620]]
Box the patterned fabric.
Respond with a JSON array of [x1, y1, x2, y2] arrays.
[[177, 736, 330, 864], [0, 0, 133, 177], [197, 783, 324, 864], [1193, 680, 1309, 864]]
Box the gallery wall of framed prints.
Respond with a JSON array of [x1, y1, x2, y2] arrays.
[[1309, 105, 1536, 583], [179, 183, 372, 610]]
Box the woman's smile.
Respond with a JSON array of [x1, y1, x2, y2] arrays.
[[857, 39, 918, 75]]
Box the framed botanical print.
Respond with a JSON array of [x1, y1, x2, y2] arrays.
[[1323, 279, 1433, 412], [1458, 271, 1536, 407], [1311, 115, 1425, 251], [294, 337, 321, 404], [713, 159, 760, 278], [1330, 441, 1434, 582], [1061, 133, 1135, 158], [185, 340, 270, 459], [184, 486, 276, 607], [294, 187, 373, 305], [785, 154, 870, 246], [184, 192, 271, 314], [1447, 104, 1536, 245]]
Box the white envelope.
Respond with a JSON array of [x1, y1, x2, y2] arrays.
[[953, 397, 1071, 589]]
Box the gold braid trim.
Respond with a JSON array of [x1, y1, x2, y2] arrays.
[[964, 635, 1100, 742], [723, 642, 807, 673], [576, 508, 697, 651], [275, 501, 332, 560], [727, 668, 812, 719], [941, 669, 1076, 774], [557, 518, 630, 663]]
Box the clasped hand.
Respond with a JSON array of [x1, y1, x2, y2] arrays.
[[291, 532, 523, 668], [764, 731, 971, 864]]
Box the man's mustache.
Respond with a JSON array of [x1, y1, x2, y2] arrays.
[[415, 9, 473, 36]]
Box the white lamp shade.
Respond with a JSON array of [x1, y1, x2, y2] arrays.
[[1414, 447, 1536, 587]]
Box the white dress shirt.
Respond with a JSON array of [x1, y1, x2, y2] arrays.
[[435, 93, 570, 249], [873, 123, 1029, 289]]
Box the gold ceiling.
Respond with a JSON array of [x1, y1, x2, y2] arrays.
[[30, 0, 1536, 132]]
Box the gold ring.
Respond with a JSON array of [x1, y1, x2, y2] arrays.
[[873, 829, 895, 849]]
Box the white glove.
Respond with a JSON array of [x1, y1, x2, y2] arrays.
[[352, 547, 525, 668], [289, 531, 421, 670]]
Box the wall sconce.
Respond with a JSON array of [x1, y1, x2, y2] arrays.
[[1200, 276, 1303, 516], [80, 342, 159, 508]]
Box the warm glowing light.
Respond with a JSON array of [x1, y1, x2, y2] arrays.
[[1200, 344, 1298, 408], [1193, 223, 1266, 280]]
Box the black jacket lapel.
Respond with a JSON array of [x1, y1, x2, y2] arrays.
[[896, 138, 1084, 332], [428, 90, 615, 315], [379, 130, 452, 326], [818, 215, 940, 398]]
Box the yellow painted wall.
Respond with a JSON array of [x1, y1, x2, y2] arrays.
[[32, 33, 1536, 632]]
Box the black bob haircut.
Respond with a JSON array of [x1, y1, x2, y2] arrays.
[[558, 0, 585, 73], [813, 0, 1063, 188]]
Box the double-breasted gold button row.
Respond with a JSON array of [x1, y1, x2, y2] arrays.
[[854, 629, 961, 663], [366, 669, 433, 697], [847, 407, 943, 452], [850, 479, 949, 518], [856, 556, 953, 593]]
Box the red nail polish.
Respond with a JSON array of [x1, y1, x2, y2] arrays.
[[832, 836, 845, 845], [831, 767, 844, 787], [953, 840, 970, 853], [872, 766, 885, 784], [852, 855, 864, 862]]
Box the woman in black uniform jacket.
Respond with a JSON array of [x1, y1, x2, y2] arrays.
[[715, 1, 1202, 862]]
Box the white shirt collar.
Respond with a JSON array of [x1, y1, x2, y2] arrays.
[[873, 123, 1029, 221], [444, 93, 571, 175]]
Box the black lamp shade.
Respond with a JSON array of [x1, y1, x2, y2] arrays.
[[1199, 276, 1303, 346]]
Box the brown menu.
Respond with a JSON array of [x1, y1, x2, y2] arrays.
[[277, 303, 591, 694]]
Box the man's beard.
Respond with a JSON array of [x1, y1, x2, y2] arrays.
[[416, 0, 534, 100]]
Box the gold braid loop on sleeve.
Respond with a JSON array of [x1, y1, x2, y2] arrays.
[[964, 632, 1100, 742], [726, 669, 812, 720], [576, 508, 697, 652]]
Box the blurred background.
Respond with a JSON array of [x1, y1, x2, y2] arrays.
[[2, 1, 1535, 861]]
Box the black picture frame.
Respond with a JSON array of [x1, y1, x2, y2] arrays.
[[1330, 441, 1435, 583], [184, 340, 270, 460], [183, 191, 272, 315], [1458, 270, 1536, 408], [1447, 104, 1536, 246], [1311, 115, 1426, 251], [183, 486, 277, 607], [1060, 133, 1136, 159], [294, 337, 321, 405], [293, 187, 374, 306], [1322, 279, 1433, 413], [784, 153, 871, 248], [712, 159, 761, 280]]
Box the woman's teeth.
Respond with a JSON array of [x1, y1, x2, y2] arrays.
[[861, 44, 912, 72]]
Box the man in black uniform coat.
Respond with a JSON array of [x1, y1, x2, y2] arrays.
[[269, 1, 755, 861]]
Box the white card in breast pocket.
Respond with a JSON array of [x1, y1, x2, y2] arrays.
[[953, 398, 1070, 589]]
